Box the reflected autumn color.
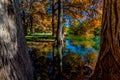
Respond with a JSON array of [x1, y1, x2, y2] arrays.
[[27, 39, 98, 80]]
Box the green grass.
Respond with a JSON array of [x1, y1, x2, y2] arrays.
[[27, 32, 52, 36], [26, 35, 55, 42], [26, 33, 100, 50], [65, 34, 88, 41]]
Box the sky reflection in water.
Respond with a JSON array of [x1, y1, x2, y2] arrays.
[[28, 39, 99, 80], [48, 39, 98, 59]]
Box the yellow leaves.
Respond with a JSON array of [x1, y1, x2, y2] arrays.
[[97, 5, 103, 15], [32, 13, 52, 31], [66, 0, 96, 19], [64, 27, 69, 34], [71, 0, 83, 4], [27, 1, 53, 31], [94, 20, 101, 28], [91, 19, 101, 28], [86, 18, 101, 33], [83, 0, 91, 6], [90, 53, 98, 61], [32, 2, 45, 14], [76, 14, 82, 19], [71, 0, 91, 5], [85, 32, 94, 38], [84, 52, 98, 67]]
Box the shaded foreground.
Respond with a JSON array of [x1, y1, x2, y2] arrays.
[[28, 39, 98, 80]]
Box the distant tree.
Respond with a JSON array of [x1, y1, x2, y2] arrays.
[[20, 0, 53, 34], [20, 1, 29, 35], [52, 0, 55, 36]]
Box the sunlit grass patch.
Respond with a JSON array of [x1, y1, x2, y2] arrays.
[[26, 35, 55, 41]]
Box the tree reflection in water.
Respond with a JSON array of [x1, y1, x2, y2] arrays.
[[28, 39, 98, 80]]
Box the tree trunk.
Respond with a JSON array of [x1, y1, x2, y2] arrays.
[[30, 15, 34, 35], [0, 0, 33, 80], [56, 0, 64, 44], [22, 10, 28, 36], [52, 0, 55, 36], [91, 0, 120, 80], [28, 0, 34, 36]]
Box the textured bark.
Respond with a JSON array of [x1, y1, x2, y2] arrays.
[[56, 0, 64, 44], [0, 0, 33, 80], [91, 0, 120, 80]]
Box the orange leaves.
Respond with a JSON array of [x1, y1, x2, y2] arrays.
[[64, 0, 101, 20], [71, 0, 83, 4], [20, 0, 102, 33], [32, 2, 46, 14], [33, 15, 52, 30], [71, 0, 91, 6], [20, 1, 52, 31], [75, 14, 82, 19], [89, 19, 101, 28], [94, 19, 101, 28]]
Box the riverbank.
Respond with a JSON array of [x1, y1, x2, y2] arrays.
[[26, 34, 100, 50], [27, 38, 98, 80], [26, 35, 55, 42]]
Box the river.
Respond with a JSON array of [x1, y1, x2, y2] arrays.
[[27, 39, 100, 80]]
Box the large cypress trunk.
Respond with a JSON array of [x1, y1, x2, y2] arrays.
[[0, 0, 33, 80], [91, 0, 120, 80]]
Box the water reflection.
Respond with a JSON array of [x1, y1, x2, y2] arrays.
[[65, 39, 98, 55], [52, 44, 63, 80], [28, 39, 98, 80]]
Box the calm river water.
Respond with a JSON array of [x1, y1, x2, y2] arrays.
[[28, 39, 100, 80]]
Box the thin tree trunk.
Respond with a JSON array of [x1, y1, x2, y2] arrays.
[[91, 0, 120, 80], [30, 15, 34, 35], [0, 0, 33, 80], [52, 0, 55, 36], [28, 0, 34, 36], [20, 0, 28, 36], [56, 0, 64, 44], [22, 10, 28, 36]]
